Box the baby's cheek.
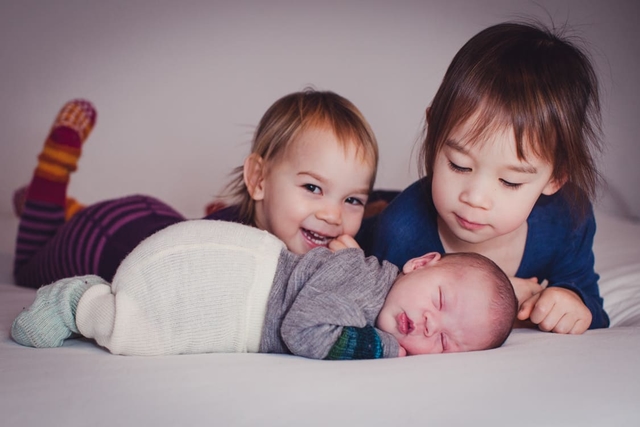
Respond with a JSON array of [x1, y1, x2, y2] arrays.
[[404, 338, 437, 355]]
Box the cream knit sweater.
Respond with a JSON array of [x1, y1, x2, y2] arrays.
[[76, 220, 285, 356]]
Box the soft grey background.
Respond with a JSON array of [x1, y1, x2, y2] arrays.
[[1, 0, 638, 220]]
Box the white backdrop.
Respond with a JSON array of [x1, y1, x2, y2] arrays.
[[1, 0, 638, 220]]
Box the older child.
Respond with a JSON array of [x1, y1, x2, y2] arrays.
[[11, 220, 517, 359], [357, 21, 608, 334], [15, 89, 377, 287]]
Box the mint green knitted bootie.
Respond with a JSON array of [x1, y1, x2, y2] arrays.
[[11, 274, 108, 347]]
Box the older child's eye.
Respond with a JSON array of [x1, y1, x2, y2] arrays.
[[500, 179, 522, 190], [448, 161, 470, 173], [345, 197, 365, 206], [303, 184, 322, 194], [439, 287, 443, 310]]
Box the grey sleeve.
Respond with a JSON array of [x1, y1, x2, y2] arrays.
[[280, 248, 399, 359]]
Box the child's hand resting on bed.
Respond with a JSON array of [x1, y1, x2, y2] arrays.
[[517, 287, 592, 334]]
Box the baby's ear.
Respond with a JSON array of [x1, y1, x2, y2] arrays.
[[243, 154, 266, 201], [402, 252, 441, 274]]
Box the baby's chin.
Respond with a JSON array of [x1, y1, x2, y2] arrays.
[[401, 344, 437, 356]]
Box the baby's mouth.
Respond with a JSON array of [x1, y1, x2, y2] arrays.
[[397, 312, 415, 335], [301, 228, 333, 247]]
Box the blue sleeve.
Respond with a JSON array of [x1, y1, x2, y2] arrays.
[[356, 179, 444, 267], [523, 200, 609, 329], [545, 208, 609, 329]]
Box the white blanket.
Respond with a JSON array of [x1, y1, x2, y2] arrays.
[[1, 211, 639, 427]]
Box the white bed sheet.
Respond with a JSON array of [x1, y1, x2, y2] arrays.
[[1, 211, 639, 427]]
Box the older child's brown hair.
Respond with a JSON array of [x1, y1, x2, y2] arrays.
[[419, 21, 602, 219], [223, 88, 379, 225]]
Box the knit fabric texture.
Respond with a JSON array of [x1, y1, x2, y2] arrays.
[[75, 220, 285, 356], [11, 275, 106, 347], [324, 325, 384, 360]]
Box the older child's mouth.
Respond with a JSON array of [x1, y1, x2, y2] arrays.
[[455, 214, 485, 231], [396, 312, 415, 335], [301, 228, 333, 247]]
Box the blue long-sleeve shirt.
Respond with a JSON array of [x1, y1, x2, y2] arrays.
[[356, 178, 609, 329]]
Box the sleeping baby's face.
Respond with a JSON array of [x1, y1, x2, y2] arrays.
[[376, 252, 495, 355]]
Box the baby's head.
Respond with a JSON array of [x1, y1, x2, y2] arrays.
[[420, 21, 602, 218], [225, 88, 378, 254], [376, 252, 517, 355]]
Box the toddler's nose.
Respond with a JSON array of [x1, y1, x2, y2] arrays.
[[317, 202, 342, 225]]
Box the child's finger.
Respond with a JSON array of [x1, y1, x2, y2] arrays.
[[529, 296, 562, 331], [569, 318, 590, 335], [548, 313, 577, 334], [327, 240, 348, 252], [517, 293, 540, 320], [329, 235, 360, 252]]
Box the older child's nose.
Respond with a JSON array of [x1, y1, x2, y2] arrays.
[[460, 179, 493, 209]]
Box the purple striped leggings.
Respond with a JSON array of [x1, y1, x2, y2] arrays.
[[14, 195, 185, 288]]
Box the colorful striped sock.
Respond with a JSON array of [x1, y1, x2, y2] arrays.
[[28, 99, 96, 207], [14, 100, 96, 284], [13, 185, 85, 221], [64, 196, 85, 220]]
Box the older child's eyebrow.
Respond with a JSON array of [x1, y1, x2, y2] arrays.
[[506, 164, 538, 174], [445, 139, 538, 174], [444, 139, 468, 153]]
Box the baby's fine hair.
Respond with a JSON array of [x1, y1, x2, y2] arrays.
[[440, 252, 517, 349], [419, 21, 603, 219], [223, 88, 379, 225]]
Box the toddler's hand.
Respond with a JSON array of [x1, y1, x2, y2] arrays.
[[510, 276, 543, 309], [398, 346, 407, 357], [517, 287, 592, 334], [328, 234, 361, 252]]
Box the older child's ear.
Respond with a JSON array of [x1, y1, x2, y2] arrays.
[[402, 252, 441, 274], [243, 154, 266, 201], [541, 176, 566, 196]]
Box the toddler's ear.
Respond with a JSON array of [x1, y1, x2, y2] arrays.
[[541, 176, 566, 196], [243, 154, 266, 201], [402, 252, 441, 274]]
